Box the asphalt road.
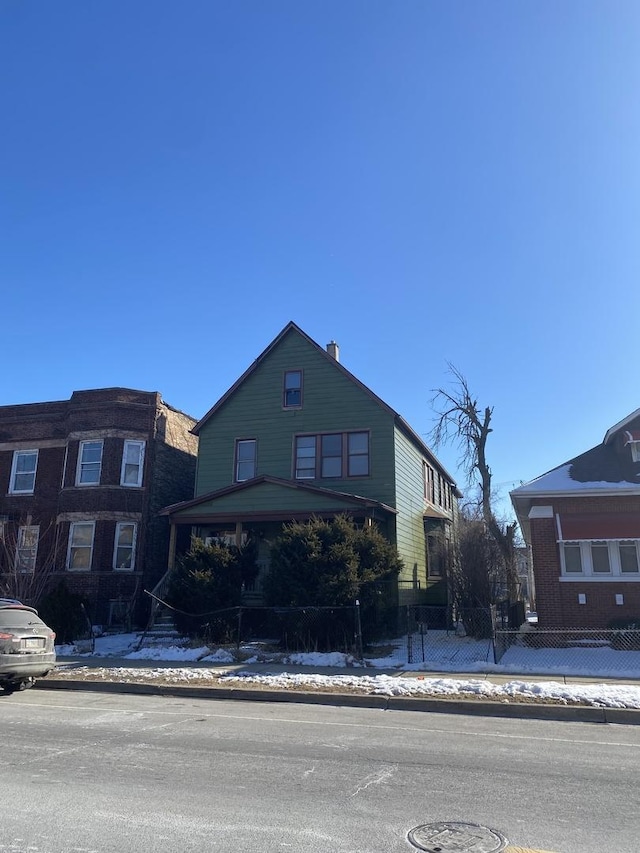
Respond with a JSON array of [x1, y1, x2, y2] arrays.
[[1, 689, 639, 853]]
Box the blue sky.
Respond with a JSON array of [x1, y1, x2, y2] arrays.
[[2, 1, 639, 520]]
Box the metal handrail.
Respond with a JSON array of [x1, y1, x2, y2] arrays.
[[135, 569, 174, 650]]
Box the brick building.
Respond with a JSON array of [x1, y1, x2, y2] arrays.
[[0, 388, 198, 627], [510, 408, 640, 628]]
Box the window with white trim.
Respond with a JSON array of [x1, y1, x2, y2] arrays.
[[630, 441, 640, 463], [9, 450, 38, 494], [113, 522, 136, 570], [121, 440, 145, 487], [15, 526, 39, 573], [234, 439, 257, 482], [560, 539, 640, 577], [67, 521, 95, 570], [76, 441, 103, 485]]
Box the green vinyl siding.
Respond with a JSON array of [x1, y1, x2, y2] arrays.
[[393, 426, 457, 602], [182, 323, 459, 608], [393, 426, 429, 591], [172, 481, 374, 517], [196, 328, 397, 507]]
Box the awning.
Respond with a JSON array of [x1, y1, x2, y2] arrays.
[[558, 512, 640, 540]]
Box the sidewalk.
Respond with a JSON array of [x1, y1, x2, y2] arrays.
[[38, 655, 640, 725]]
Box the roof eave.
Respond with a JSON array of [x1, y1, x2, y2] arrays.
[[510, 485, 640, 500], [603, 407, 640, 445]]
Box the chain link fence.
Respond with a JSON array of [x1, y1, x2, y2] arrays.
[[403, 605, 495, 666], [146, 590, 640, 677], [494, 628, 640, 676], [402, 610, 640, 676]]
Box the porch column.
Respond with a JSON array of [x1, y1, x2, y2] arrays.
[[235, 521, 243, 547], [168, 522, 177, 570]]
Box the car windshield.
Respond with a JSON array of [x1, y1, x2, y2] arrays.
[[0, 610, 45, 628]]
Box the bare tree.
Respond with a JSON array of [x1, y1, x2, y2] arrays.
[[0, 517, 59, 606], [430, 365, 519, 601]]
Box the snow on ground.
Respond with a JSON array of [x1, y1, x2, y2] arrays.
[[49, 664, 640, 709], [52, 630, 640, 709]]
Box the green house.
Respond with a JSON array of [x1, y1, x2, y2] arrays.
[[161, 322, 460, 606]]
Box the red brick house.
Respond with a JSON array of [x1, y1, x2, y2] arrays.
[[510, 408, 640, 628], [0, 388, 197, 628]]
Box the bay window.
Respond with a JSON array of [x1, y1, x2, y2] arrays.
[[114, 522, 137, 570], [121, 440, 145, 487], [67, 522, 95, 570], [10, 450, 38, 494], [76, 441, 103, 485]]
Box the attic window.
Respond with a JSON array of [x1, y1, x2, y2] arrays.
[[283, 370, 302, 408], [630, 442, 640, 463]]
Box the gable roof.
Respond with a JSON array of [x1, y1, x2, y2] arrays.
[[192, 321, 460, 491], [160, 474, 398, 520], [604, 408, 640, 445]]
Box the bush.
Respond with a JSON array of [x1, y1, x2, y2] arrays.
[[168, 538, 249, 639], [38, 581, 90, 644], [265, 514, 402, 646]]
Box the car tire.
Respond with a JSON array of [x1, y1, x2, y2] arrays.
[[1, 678, 35, 695]]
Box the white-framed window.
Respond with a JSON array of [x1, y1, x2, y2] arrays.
[[67, 521, 95, 570], [560, 539, 640, 578], [294, 432, 369, 480], [76, 441, 103, 486], [630, 442, 640, 463], [15, 526, 39, 573], [234, 439, 257, 482], [283, 370, 303, 408], [9, 450, 38, 494], [204, 531, 248, 548], [113, 522, 137, 570], [120, 440, 145, 487]]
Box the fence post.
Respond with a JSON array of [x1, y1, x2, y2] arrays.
[[354, 599, 364, 660], [487, 604, 498, 663], [237, 606, 242, 651]]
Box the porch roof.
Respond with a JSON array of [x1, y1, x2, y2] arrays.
[[159, 475, 397, 525]]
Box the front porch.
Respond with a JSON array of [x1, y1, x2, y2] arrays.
[[159, 475, 398, 607]]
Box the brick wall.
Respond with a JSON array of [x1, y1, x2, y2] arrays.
[[0, 388, 198, 626], [530, 496, 640, 628]]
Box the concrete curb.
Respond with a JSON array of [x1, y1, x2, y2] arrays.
[[35, 677, 640, 724]]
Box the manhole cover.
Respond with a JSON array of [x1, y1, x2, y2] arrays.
[[407, 821, 507, 853]]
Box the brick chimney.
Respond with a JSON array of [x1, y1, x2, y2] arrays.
[[326, 341, 340, 362]]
